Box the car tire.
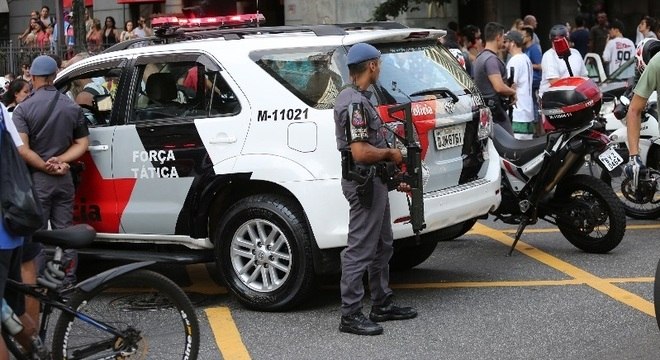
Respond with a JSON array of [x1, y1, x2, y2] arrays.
[[435, 218, 478, 241], [389, 240, 438, 271], [214, 194, 315, 311]]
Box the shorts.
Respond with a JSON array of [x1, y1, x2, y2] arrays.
[[0, 247, 25, 316]]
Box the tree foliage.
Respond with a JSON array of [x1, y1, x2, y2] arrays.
[[372, 0, 453, 21]]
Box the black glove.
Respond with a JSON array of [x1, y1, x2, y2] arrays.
[[623, 155, 647, 190]]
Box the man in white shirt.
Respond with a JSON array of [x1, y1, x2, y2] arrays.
[[539, 24, 588, 97], [539, 24, 588, 131], [505, 31, 534, 139], [602, 19, 635, 80]]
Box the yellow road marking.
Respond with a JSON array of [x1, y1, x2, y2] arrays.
[[472, 223, 656, 317], [494, 224, 660, 234], [206, 307, 251, 360], [319, 276, 652, 291], [390, 279, 582, 289], [185, 264, 228, 295], [606, 277, 655, 283]]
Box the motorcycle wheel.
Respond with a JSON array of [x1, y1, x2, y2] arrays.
[[555, 174, 626, 253], [601, 147, 660, 220], [655, 258, 660, 331]]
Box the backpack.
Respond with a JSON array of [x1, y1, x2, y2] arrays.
[[0, 112, 44, 236]]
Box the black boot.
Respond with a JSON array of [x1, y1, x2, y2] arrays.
[[369, 297, 418, 322], [339, 312, 383, 335]]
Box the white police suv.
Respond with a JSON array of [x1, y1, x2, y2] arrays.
[[55, 14, 501, 310]]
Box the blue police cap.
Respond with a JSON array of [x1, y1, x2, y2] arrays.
[[30, 55, 58, 76], [347, 43, 381, 66]]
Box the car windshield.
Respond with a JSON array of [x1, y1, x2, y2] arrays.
[[376, 41, 477, 105]]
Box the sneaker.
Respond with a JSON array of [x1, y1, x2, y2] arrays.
[[339, 312, 383, 336], [369, 297, 417, 322]]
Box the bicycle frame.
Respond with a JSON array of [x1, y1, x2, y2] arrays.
[[5, 259, 156, 358]]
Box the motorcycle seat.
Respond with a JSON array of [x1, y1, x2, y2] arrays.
[[492, 124, 547, 166]]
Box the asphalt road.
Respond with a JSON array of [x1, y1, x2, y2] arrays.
[[87, 216, 660, 360]]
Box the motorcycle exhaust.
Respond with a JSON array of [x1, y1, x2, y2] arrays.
[[544, 150, 580, 192]]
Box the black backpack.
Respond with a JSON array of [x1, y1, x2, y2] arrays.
[[0, 111, 44, 236]]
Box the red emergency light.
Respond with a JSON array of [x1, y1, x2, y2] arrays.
[[152, 13, 266, 29]]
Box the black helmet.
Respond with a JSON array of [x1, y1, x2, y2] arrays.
[[549, 24, 569, 39], [635, 38, 660, 73]]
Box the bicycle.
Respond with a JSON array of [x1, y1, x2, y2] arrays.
[[2, 224, 200, 359]]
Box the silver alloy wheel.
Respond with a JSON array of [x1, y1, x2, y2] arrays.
[[230, 219, 292, 292]]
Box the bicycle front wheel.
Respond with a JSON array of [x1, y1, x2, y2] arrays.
[[51, 269, 200, 360]]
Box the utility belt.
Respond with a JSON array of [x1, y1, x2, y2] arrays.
[[341, 150, 399, 209], [354, 163, 398, 184]]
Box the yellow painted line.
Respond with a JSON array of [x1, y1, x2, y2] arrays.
[[320, 276, 652, 291], [390, 279, 582, 289], [472, 223, 656, 317], [605, 277, 655, 284], [205, 307, 251, 360], [496, 224, 660, 234], [184, 264, 228, 295]]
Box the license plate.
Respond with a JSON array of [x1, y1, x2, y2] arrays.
[[598, 147, 624, 171], [434, 125, 464, 151]]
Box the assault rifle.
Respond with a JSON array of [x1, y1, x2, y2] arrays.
[[385, 102, 426, 236]]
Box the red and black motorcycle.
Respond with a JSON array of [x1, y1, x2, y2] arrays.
[[491, 77, 626, 255]]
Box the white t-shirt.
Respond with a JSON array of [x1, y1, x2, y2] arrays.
[[133, 27, 146, 38], [539, 48, 588, 96], [602, 36, 635, 79], [1, 103, 23, 147], [506, 53, 534, 122]]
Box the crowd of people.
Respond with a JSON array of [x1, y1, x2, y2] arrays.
[[15, 6, 154, 57], [1, 7, 660, 347], [441, 12, 660, 140]]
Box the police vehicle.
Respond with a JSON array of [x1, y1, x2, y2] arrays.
[[55, 14, 502, 310]]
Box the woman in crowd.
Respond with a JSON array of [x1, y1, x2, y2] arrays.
[[120, 20, 136, 42], [102, 16, 120, 49], [1, 79, 30, 112], [34, 20, 50, 51], [20, 17, 41, 47], [511, 18, 524, 32], [18, 11, 39, 44], [86, 18, 103, 54]]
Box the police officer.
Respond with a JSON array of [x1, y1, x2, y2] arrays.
[[12, 56, 88, 324], [334, 43, 417, 336], [13, 55, 88, 229]]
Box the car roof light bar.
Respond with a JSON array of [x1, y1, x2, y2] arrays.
[[151, 13, 266, 29]]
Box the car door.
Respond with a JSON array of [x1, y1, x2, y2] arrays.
[[112, 52, 249, 235], [56, 58, 128, 233]]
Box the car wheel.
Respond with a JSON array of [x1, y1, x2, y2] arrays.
[[214, 194, 315, 311], [435, 218, 478, 241], [390, 240, 437, 271]]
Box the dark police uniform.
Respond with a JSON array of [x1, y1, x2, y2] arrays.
[[12, 85, 88, 229], [334, 85, 394, 317]]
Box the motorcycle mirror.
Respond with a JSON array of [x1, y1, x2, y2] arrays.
[[619, 96, 630, 106]]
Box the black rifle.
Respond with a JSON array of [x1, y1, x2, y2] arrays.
[[385, 102, 426, 236], [505, 66, 515, 119]]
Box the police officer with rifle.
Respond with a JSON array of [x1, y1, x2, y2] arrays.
[[334, 43, 418, 336]]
